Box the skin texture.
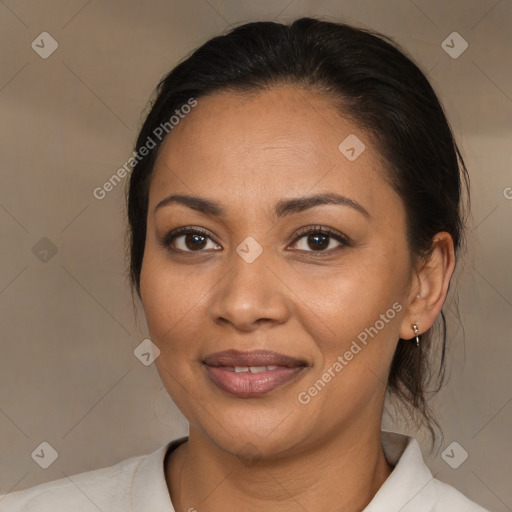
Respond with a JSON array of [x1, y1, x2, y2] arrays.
[[139, 86, 455, 512]]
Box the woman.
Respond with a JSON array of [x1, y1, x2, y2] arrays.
[[0, 17, 490, 512]]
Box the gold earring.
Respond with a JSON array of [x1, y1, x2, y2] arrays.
[[412, 323, 420, 348]]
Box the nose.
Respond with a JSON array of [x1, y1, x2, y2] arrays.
[[209, 246, 291, 332]]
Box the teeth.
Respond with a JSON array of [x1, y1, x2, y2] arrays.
[[233, 365, 281, 373], [249, 366, 266, 373]]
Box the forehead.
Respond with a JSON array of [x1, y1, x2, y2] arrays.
[[149, 86, 392, 216], [157, 86, 359, 165]]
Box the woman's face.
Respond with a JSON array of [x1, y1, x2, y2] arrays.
[[140, 86, 416, 458]]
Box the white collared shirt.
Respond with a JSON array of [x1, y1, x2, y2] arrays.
[[0, 431, 490, 511]]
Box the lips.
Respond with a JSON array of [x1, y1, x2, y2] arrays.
[[203, 349, 306, 368], [203, 349, 307, 398]]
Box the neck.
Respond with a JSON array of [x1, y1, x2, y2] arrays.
[[166, 422, 394, 512]]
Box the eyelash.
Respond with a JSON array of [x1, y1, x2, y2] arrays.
[[159, 225, 352, 255]]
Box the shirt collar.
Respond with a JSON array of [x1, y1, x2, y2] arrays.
[[132, 430, 432, 512], [363, 430, 435, 511], [132, 436, 187, 512]]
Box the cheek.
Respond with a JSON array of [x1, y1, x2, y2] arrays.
[[304, 253, 408, 347], [139, 248, 213, 355], [140, 251, 183, 344], [140, 256, 169, 339], [139, 251, 208, 414], [304, 250, 410, 403], [298, 268, 407, 407]]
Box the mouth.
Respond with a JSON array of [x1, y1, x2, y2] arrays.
[[203, 349, 308, 398]]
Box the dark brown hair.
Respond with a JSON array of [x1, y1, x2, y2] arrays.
[[126, 17, 469, 445]]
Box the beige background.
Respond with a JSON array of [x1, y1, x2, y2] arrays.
[[0, 0, 511, 510]]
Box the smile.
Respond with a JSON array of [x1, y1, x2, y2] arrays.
[[204, 364, 306, 398], [202, 349, 308, 397]]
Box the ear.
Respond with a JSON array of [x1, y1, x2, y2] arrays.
[[399, 232, 456, 340]]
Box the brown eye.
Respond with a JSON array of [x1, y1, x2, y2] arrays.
[[183, 232, 208, 250], [159, 227, 221, 253], [306, 233, 330, 251], [291, 226, 350, 253]]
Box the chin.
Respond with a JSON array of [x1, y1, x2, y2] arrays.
[[190, 404, 313, 461]]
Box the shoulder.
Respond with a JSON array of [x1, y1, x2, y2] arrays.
[[374, 431, 492, 511], [0, 451, 147, 512], [426, 477, 491, 511]]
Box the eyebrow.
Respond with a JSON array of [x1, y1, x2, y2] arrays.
[[154, 192, 372, 219]]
